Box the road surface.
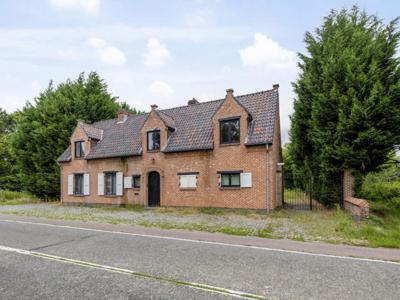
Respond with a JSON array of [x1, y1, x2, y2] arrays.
[[0, 216, 399, 299]]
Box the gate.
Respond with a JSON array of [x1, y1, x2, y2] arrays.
[[282, 172, 343, 211]]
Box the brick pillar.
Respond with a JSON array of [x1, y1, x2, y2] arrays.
[[343, 169, 369, 219], [343, 169, 355, 198]]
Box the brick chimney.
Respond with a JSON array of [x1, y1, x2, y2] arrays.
[[273, 84, 279, 90], [226, 88, 234, 100], [151, 104, 158, 111], [188, 98, 199, 105], [117, 110, 128, 123]]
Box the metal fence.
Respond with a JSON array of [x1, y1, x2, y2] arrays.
[[283, 172, 343, 211]]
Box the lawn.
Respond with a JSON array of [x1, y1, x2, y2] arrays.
[[0, 191, 399, 248]]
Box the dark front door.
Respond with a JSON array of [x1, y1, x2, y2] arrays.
[[148, 171, 160, 207]]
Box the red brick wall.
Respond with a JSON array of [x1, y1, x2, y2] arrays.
[[61, 92, 282, 210]]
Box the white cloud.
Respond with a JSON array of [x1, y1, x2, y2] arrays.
[[148, 81, 174, 98], [87, 37, 126, 66], [144, 38, 171, 68], [48, 0, 100, 15], [240, 33, 297, 70]]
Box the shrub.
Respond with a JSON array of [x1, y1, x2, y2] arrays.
[[359, 164, 400, 208]]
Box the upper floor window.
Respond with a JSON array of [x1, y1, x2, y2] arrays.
[[75, 141, 84, 158], [105, 172, 116, 195], [74, 173, 84, 195], [147, 130, 160, 151], [220, 118, 240, 144]]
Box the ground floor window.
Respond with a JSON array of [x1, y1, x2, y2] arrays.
[[220, 172, 241, 187], [74, 173, 84, 195], [105, 172, 116, 195], [133, 175, 141, 188]]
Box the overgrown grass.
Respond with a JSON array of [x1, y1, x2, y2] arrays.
[[0, 190, 39, 205]]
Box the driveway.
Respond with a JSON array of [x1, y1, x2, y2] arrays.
[[0, 215, 399, 299]]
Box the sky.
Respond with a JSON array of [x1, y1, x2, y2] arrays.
[[0, 0, 399, 143]]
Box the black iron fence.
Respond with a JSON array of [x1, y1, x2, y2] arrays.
[[283, 172, 343, 211]]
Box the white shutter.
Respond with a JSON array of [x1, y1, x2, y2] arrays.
[[240, 173, 252, 188], [97, 173, 104, 195], [83, 174, 90, 195], [67, 175, 73, 195], [124, 176, 132, 189], [116, 172, 123, 196], [179, 175, 197, 188]]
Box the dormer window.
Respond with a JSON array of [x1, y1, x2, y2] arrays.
[[75, 141, 84, 158], [220, 118, 240, 144], [147, 130, 160, 151]]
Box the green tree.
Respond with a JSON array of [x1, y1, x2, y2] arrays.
[[0, 109, 20, 190], [11, 72, 140, 199], [290, 7, 400, 202]]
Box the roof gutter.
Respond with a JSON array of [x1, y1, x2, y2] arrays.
[[266, 143, 270, 212]]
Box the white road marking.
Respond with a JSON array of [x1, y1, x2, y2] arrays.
[[0, 219, 399, 265], [0, 245, 265, 300]]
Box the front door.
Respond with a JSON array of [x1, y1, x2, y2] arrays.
[[148, 171, 160, 207]]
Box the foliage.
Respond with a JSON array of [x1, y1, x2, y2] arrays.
[[289, 7, 400, 203], [0, 109, 20, 190], [0, 189, 38, 205], [358, 160, 400, 208], [10, 72, 141, 199]]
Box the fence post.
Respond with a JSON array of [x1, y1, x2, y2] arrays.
[[309, 175, 313, 211]]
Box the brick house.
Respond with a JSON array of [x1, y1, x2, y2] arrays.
[[57, 85, 283, 210]]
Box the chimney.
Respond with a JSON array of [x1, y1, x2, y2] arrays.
[[117, 110, 128, 123], [226, 88, 234, 100], [188, 98, 199, 105], [150, 104, 158, 111], [273, 84, 279, 90]]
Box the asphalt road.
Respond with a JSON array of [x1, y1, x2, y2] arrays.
[[0, 218, 399, 300]]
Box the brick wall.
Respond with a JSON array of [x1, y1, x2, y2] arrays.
[[61, 90, 282, 210]]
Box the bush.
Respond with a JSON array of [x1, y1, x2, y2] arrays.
[[359, 164, 400, 208]]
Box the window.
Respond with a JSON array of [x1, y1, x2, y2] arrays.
[[105, 172, 116, 195], [220, 172, 241, 187], [133, 175, 141, 188], [178, 173, 198, 189], [75, 141, 84, 158], [147, 130, 160, 151], [220, 118, 240, 144], [74, 174, 84, 195]]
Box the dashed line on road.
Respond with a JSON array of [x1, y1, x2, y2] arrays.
[[0, 219, 399, 265], [0, 245, 267, 300]]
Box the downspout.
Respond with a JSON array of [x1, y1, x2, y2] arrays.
[[266, 143, 270, 212]]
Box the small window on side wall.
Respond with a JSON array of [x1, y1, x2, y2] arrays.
[[75, 141, 84, 158], [147, 130, 160, 151], [220, 118, 240, 144], [133, 175, 141, 188]]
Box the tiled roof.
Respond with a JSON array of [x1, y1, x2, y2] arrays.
[[57, 89, 278, 162], [79, 122, 103, 140], [57, 145, 71, 163]]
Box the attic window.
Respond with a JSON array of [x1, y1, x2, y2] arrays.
[[147, 130, 160, 151], [75, 141, 84, 158], [220, 118, 240, 144]]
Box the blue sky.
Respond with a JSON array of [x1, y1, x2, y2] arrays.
[[0, 0, 399, 142]]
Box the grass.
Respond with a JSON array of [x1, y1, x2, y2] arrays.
[[0, 191, 399, 248], [0, 189, 39, 205]]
